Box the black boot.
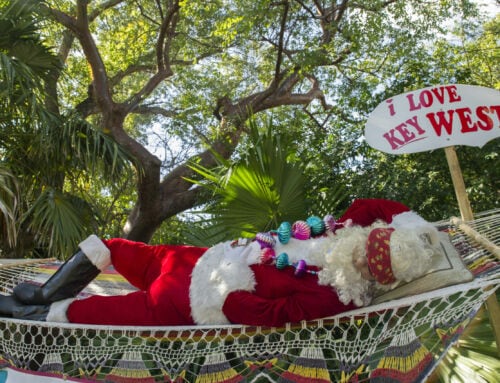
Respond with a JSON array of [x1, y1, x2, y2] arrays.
[[14, 250, 100, 305], [0, 294, 49, 321], [13, 235, 110, 305]]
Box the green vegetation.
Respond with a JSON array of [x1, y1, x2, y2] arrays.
[[2, 0, 498, 256]]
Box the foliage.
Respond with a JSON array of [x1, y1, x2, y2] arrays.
[[184, 119, 309, 245], [1, 1, 498, 241], [285, 11, 500, 221], [8, 0, 488, 243], [0, 0, 133, 258], [0, 0, 60, 254], [429, 293, 500, 383], [0, 166, 17, 246]]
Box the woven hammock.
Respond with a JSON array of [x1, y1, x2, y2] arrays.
[[0, 210, 499, 383]]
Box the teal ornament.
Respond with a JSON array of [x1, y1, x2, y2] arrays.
[[306, 216, 325, 236], [275, 253, 290, 270], [277, 221, 292, 244]]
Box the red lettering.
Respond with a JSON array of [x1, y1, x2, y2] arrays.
[[395, 124, 416, 141], [386, 99, 396, 116], [383, 128, 407, 150], [476, 106, 493, 131], [406, 86, 463, 112], [455, 107, 477, 133], [420, 90, 433, 107], [382, 117, 428, 150], [426, 110, 454, 136], [445, 85, 461, 103], [406, 93, 421, 111], [405, 116, 426, 135], [430, 87, 446, 104], [427, 105, 498, 136], [489, 105, 500, 120]]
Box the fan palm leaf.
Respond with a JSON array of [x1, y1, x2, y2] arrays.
[[186, 119, 308, 244], [429, 296, 500, 383], [23, 188, 89, 258]]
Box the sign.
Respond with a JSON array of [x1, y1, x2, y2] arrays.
[[365, 84, 500, 154]]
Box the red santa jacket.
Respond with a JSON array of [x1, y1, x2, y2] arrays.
[[66, 199, 409, 327]]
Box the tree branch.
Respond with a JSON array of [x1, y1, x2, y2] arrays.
[[274, 1, 290, 84], [132, 105, 177, 118]]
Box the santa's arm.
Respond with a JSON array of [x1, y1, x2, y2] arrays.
[[222, 288, 354, 327]]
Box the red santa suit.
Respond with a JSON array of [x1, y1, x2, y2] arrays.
[[61, 199, 410, 327]]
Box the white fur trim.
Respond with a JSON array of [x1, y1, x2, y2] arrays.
[[390, 211, 439, 246], [317, 225, 374, 307], [274, 235, 335, 267], [78, 235, 111, 271], [189, 234, 347, 324], [189, 234, 341, 325], [189, 242, 259, 325], [46, 298, 74, 322]]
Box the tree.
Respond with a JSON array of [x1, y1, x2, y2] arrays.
[[32, 0, 483, 243], [0, 0, 132, 257]]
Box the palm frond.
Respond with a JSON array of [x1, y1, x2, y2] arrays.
[[430, 295, 500, 383], [58, 114, 134, 180], [187, 118, 308, 242], [0, 166, 18, 246], [0, 0, 61, 77], [23, 188, 87, 258]]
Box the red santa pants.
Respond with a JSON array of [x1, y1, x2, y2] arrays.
[[67, 241, 207, 325]]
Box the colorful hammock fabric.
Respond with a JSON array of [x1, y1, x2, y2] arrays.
[[0, 210, 499, 383]]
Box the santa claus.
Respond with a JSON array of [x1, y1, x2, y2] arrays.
[[0, 199, 439, 327]]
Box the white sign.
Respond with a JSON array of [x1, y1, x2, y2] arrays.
[[364, 84, 500, 154]]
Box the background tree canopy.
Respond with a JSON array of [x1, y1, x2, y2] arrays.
[[0, 0, 498, 256]]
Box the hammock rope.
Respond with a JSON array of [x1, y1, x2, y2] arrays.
[[0, 210, 499, 383]]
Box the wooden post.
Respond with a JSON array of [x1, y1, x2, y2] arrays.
[[444, 146, 473, 221], [444, 146, 500, 356]]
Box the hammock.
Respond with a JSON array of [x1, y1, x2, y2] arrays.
[[0, 211, 498, 383]]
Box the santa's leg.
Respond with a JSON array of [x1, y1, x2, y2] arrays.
[[14, 235, 111, 305], [102, 238, 163, 291], [0, 289, 169, 324], [66, 277, 196, 326], [103, 239, 207, 291], [2, 241, 205, 325], [65, 291, 162, 325]]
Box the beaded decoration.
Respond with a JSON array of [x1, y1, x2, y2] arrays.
[[254, 214, 351, 277]]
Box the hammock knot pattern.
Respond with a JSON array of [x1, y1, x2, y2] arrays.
[[1, 210, 499, 382]]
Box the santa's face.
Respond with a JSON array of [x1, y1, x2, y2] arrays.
[[352, 247, 374, 281]]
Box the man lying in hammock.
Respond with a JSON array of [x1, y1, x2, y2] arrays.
[[0, 199, 440, 327]]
